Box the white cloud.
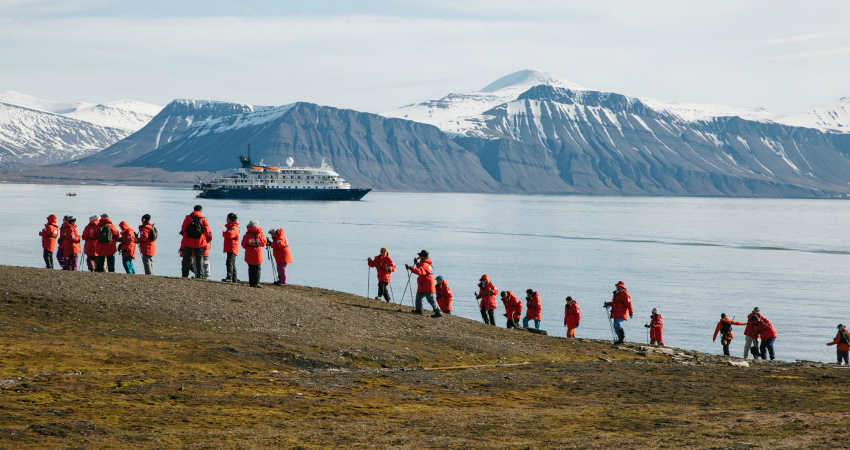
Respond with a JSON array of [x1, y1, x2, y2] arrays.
[[753, 46, 850, 63], [761, 32, 843, 45]]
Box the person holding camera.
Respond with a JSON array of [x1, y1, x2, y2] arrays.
[[405, 250, 441, 318], [605, 281, 633, 344], [564, 296, 581, 338], [475, 274, 498, 325], [117, 220, 137, 274], [241, 219, 267, 288], [644, 308, 663, 346], [268, 228, 293, 285], [368, 247, 395, 301], [180, 205, 212, 279], [435, 276, 453, 314], [138, 214, 157, 275]]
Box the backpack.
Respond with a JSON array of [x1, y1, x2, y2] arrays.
[[98, 224, 113, 243], [841, 329, 850, 346], [185, 216, 203, 239], [149, 224, 159, 241]]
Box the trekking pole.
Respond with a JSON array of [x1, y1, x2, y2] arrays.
[[388, 280, 396, 304], [367, 266, 371, 298], [647, 326, 650, 345], [605, 306, 616, 341], [266, 246, 277, 283], [401, 268, 413, 306]]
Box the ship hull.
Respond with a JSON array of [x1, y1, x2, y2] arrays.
[[198, 187, 371, 201]]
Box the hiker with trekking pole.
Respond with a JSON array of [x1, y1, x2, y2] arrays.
[[826, 324, 850, 365], [645, 308, 663, 346], [268, 228, 292, 286], [367, 247, 395, 302], [475, 274, 498, 326], [604, 281, 633, 344], [404, 250, 442, 318]]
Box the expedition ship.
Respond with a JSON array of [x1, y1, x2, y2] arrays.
[[194, 154, 370, 201]]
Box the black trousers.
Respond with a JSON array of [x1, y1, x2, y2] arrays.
[[43, 249, 53, 269], [96, 255, 115, 273], [225, 252, 238, 281], [377, 281, 390, 301], [721, 338, 731, 356], [480, 307, 496, 326], [248, 264, 262, 287], [182, 247, 203, 278], [838, 350, 849, 365]]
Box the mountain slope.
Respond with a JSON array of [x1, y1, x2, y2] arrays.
[[776, 97, 850, 133]]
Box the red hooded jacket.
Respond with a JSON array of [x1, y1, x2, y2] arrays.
[[137, 222, 156, 257], [648, 314, 663, 342], [564, 300, 581, 328], [606, 288, 633, 320], [525, 291, 542, 321], [269, 228, 293, 264], [502, 291, 522, 321], [61, 222, 81, 255], [241, 226, 267, 265], [94, 217, 119, 257], [180, 211, 212, 249], [39, 215, 59, 251], [758, 317, 778, 339], [82, 219, 100, 257], [222, 221, 239, 255], [476, 275, 498, 310], [828, 328, 850, 352], [436, 280, 453, 312], [410, 258, 435, 293], [368, 253, 395, 282], [118, 222, 136, 259]]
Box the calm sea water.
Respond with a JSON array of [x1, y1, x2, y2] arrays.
[[2, 182, 849, 362]]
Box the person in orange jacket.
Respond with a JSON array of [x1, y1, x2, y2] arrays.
[[523, 289, 542, 330], [268, 228, 293, 285], [118, 221, 137, 274], [713, 313, 746, 356], [61, 216, 81, 271], [221, 213, 239, 282], [180, 205, 212, 279], [501, 290, 522, 328], [39, 214, 59, 269], [405, 250, 441, 318], [55, 216, 69, 269], [743, 307, 761, 359], [137, 214, 157, 275], [604, 281, 633, 344], [827, 324, 850, 365], [95, 213, 120, 273], [564, 296, 581, 338], [241, 219, 267, 288], [475, 274, 498, 325], [82, 215, 100, 272], [367, 247, 395, 302], [757, 316, 778, 360], [645, 308, 663, 346], [435, 276, 453, 314]]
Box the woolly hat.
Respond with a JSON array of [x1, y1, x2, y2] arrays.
[[616, 281, 625, 288], [565, 296, 573, 302], [839, 324, 845, 330], [248, 219, 259, 228], [101, 213, 110, 219], [142, 214, 151, 222], [68, 216, 76, 223], [652, 308, 658, 314], [721, 313, 727, 319], [435, 275, 443, 281], [526, 289, 534, 294], [90, 215, 100, 222]]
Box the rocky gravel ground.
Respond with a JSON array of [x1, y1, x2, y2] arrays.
[[1, 265, 849, 449]]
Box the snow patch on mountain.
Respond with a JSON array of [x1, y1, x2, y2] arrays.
[[775, 97, 850, 133], [0, 90, 161, 131], [639, 98, 777, 123], [187, 103, 296, 137]]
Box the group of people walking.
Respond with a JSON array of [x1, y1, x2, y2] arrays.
[[712, 308, 778, 360], [37, 205, 293, 288]]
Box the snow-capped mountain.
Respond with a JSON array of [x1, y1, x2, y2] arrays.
[[776, 97, 850, 133], [0, 91, 161, 167]]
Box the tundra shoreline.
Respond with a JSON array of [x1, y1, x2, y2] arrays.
[[1, 265, 847, 448]]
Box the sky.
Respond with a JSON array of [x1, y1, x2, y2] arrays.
[[1, 0, 849, 114]]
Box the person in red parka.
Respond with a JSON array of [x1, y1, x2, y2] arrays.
[[137, 214, 157, 275], [564, 296, 581, 338], [221, 213, 239, 282], [523, 289, 542, 330], [61, 216, 81, 271], [644, 308, 663, 346], [435, 276, 453, 314], [367, 247, 395, 302], [39, 214, 59, 269], [713, 313, 746, 356], [82, 215, 100, 272], [241, 219, 267, 288], [501, 290, 522, 328], [268, 228, 293, 285], [118, 221, 137, 274], [405, 250, 441, 318], [743, 307, 761, 359], [757, 316, 778, 360], [180, 205, 212, 279], [475, 274, 498, 325], [604, 281, 633, 344], [94, 213, 119, 273], [55, 216, 69, 270], [827, 324, 850, 365]]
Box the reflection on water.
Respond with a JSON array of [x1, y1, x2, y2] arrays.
[[2, 183, 848, 362]]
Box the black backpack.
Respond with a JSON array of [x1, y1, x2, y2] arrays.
[[149, 224, 159, 241], [98, 224, 113, 243], [841, 329, 850, 346], [185, 216, 203, 239]]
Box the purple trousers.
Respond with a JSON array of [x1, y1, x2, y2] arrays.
[[276, 262, 288, 284]]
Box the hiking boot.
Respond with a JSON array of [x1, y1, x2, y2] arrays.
[[221, 278, 231, 282], [615, 330, 625, 344], [253, 284, 263, 289], [411, 309, 423, 315], [274, 281, 283, 286], [374, 296, 381, 300], [431, 311, 442, 318]]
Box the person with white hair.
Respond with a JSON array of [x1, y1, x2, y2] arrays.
[[645, 308, 663, 346]]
